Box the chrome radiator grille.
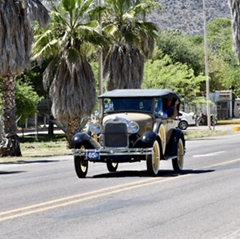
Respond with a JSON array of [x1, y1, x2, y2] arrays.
[[104, 121, 128, 147]]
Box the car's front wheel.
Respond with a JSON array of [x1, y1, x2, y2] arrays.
[[172, 138, 184, 172], [178, 120, 188, 130], [106, 162, 118, 172], [146, 140, 160, 176], [74, 155, 88, 178]]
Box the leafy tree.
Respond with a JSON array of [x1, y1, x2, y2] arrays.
[[102, 0, 161, 90], [142, 53, 205, 105], [206, 18, 240, 95], [15, 79, 43, 126], [218, 60, 240, 97], [207, 18, 235, 63], [32, 0, 105, 147], [0, 0, 49, 156], [156, 30, 204, 76], [0, 79, 42, 131]]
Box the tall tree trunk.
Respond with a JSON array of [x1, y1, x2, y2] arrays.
[[65, 116, 81, 149], [0, 76, 22, 156], [229, 0, 240, 64]]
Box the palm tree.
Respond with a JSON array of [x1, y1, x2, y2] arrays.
[[102, 0, 161, 91], [229, 0, 240, 64], [0, 0, 49, 156], [32, 0, 105, 147]]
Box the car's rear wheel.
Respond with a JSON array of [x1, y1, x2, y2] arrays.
[[147, 140, 160, 176], [106, 162, 118, 172], [172, 138, 184, 172], [178, 120, 188, 130]]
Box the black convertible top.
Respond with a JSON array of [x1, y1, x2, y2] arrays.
[[99, 89, 180, 100]]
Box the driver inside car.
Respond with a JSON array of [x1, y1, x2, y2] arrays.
[[163, 97, 179, 118], [155, 97, 179, 118]]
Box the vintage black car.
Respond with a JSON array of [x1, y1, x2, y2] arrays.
[[72, 89, 186, 178]]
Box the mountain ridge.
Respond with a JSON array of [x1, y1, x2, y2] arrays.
[[152, 0, 231, 35]]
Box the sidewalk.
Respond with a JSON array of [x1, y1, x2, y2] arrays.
[[217, 119, 240, 125], [17, 126, 64, 137], [189, 123, 240, 131]]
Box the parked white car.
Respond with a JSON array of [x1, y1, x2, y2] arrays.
[[177, 111, 196, 130]]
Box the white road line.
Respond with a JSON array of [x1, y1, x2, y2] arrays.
[[193, 151, 226, 158]]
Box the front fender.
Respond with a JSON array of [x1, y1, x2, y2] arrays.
[[133, 131, 159, 147], [72, 132, 101, 149], [165, 128, 185, 156], [134, 131, 164, 159]]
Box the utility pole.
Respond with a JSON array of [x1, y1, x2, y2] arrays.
[[203, 0, 211, 130], [98, 0, 103, 96]]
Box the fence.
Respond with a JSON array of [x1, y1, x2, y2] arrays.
[[181, 99, 240, 120]]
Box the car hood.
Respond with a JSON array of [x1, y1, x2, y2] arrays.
[[103, 113, 153, 135]]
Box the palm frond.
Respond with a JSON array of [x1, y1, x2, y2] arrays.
[[102, 24, 119, 40], [0, 0, 32, 75], [62, 0, 76, 12], [104, 44, 144, 90], [78, 22, 107, 46], [131, 0, 162, 16], [50, 56, 96, 122], [66, 47, 81, 63], [32, 29, 60, 59], [43, 56, 60, 91]]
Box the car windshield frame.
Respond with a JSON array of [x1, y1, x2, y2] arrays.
[[102, 97, 154, 113], [99, 89, 181, 118]]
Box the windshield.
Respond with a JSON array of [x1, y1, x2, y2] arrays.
[[103, 97, 153, 113]]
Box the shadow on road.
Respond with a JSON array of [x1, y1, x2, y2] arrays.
[[0, 171, 25, 175], [0, 159, 60, 165], [91, 169, 214, 178]]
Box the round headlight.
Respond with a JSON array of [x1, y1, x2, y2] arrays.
[[89, 122, 102, 134], [127, 121, 139, 134]]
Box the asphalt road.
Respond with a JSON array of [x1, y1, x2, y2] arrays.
[[1, 133, 240, 239]]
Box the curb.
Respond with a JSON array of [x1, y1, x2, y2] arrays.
[[232, 125, 240, 131]]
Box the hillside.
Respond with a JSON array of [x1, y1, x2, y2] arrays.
[[152, 0, 231, 35], [43, 0, 232, 36]]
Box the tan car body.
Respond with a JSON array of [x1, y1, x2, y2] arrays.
[[72, 89, 185, 178]]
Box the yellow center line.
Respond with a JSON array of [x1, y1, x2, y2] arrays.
[[0, 176, 180, 222], [0, 178, 158, 218], [202, 157, 240, 168], [1, 157, 240, 222]]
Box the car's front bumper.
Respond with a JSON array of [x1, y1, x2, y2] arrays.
[[72, 147, 153, 163]]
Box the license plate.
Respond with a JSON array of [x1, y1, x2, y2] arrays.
[[84, 150, 100, 160]]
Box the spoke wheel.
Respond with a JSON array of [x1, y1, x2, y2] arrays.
[[106, 162, 118, 172], [147, 140, 160, 176], [172, 138, 184, 172], [74, 146, 88, 178]]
